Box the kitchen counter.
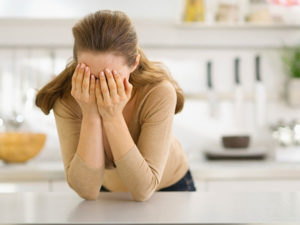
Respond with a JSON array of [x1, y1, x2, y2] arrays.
[[0, 160, 65, 182], [1, 154, 300, 182], [1, 192, 300, 224]]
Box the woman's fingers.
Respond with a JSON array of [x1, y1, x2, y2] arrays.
[[104, 68, 118, 100], [99, 71, 111, 104], [95, 79, 103, 104], [112, 70, 126, 97], [76, 63, 85, 93], [71, 63, 80, 93], [82, 66, 90, 98], [90, 74, 96, 97], [124, 77, 133, 98]]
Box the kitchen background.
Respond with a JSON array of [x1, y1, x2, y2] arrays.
[[1, 0, 300, 192]]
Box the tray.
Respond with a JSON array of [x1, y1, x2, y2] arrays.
[[203, 147, 268, 160]]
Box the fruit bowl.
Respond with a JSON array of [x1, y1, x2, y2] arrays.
[[0, 132, 46, 163]]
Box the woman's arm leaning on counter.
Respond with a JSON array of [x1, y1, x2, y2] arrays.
[[103, 82, 177, 202], [53, 97, 105, 200]]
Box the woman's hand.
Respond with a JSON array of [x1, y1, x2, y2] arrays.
[[71, 63, 99, 118], [95, 68, 133, 121]]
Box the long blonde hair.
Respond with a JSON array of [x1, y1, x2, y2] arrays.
[[35, 10, 184, 115]]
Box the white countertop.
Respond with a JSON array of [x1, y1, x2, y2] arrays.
[[0, 160, 65, 181], [1, 153, 300, 182], [1, 191, 300, 224]]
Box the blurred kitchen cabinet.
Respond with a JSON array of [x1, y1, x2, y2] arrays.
[[206, 179, 300, 192], [194, 180, 206, 192], [51, 180, 73, 192], [0, 181, 49, 192]]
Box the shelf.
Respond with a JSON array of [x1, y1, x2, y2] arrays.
[[184, 92, 280, 102], [0, 18, 299, 49], [175, 21, 300, 30]]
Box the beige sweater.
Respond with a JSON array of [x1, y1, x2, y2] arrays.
[[53, 80, 189, 201]]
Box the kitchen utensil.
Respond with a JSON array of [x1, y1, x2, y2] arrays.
[[254, 55, 266, 128], [206, 60, 218, 118], [234, 57, 244, 130], [6, 111, 25, 131]]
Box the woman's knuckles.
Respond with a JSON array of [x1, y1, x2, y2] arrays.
[[103, 98, 111, 105], [111, 98, 119, 104]]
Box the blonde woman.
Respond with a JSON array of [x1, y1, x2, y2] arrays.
[[35, 10, 196, 202]]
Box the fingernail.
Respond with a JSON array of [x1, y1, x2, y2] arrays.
[[81, 64, 85, 68], [100, 72, 104, 76], [85, 67, 89, 72], [76, 63, 80, 68]]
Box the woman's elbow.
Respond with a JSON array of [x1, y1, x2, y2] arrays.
[[131, 189, 155, 202], [131, 178, 160, 201], [78, 191, 99, 200], [66, 177, 100, 200]]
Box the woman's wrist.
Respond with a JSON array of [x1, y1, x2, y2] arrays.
[[82, 113, 101, 123], [102, 114, 123, 125]]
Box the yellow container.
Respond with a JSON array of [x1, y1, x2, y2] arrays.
[[0, 132, 46, 163], [184, 0, 205, 22]]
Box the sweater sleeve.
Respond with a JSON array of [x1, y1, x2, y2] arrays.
[[113, 81, 177, 202], [53, 97, 105, 200]]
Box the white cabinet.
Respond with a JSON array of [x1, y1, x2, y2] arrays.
[[0, 180, 73, 193], [1, 179, 300, 193], [0, 181, 49, 192], [194, 181, 206, 191], [206, 179, 300, 192], [51, 180, 73, 192]]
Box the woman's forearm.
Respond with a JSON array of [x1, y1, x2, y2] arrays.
[[76, 115, 105, 169], [102, 115, 135, 162]]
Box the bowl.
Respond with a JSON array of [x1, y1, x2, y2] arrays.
[[222, 135, 250, 149], [0, 132, 46, 163]]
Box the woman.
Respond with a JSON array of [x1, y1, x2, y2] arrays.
[[35, 10, 196, 202]]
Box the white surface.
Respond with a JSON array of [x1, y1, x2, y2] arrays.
[[0, 160, 65, 182], [1, 192, 300, 224], [190, 158, 300, 180], [2, 153, 300, 182], [207, 180, 300, 192], [0, 181, 49, 193], [2, 154, 300, 193], [51, 180, 73, 192], [0, 0, 183, 20], [203, 147, 267, 157], [1, 18, 300, 48]]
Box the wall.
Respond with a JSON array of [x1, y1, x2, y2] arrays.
[[0, 0, 184, 20]]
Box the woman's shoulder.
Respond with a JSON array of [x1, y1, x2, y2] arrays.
[[138, 80, 177, 122], [142, 80, 176, 101], [53, 93, 82, 119]]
